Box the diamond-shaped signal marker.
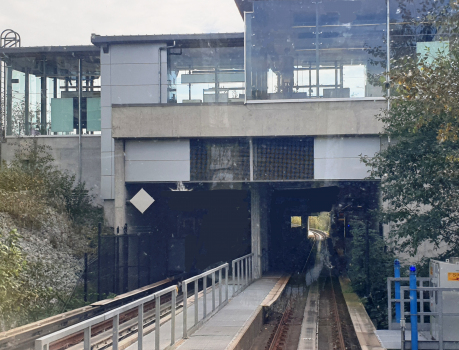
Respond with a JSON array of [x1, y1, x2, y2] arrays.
[[130, 188, 155, 214]]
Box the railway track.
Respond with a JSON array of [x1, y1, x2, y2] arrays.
[[0, 276, 181, 350], [263, 230, 360, 350]]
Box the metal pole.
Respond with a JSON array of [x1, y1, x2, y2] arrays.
[[232, 261, 235, 296], [138, 304, 144, 350], [225, 266, 229, 301], [6, 65, 12, 136], [137, 235, 141, 288], [112, 314, 119, 350], [401, 318, 406, 350], [124, 224, 128, 293], [439, 290, 443, 350], [212, 272, 216, 311], [171, 289, 176, 345], [78, 58, 82, 182], [315, 0, 320, 97], [365, 220, 370, 295], [219, 269, 222, 306], [84, 326, 91, 350], [84, 253, 88, 302], [203, 277, 207, 318], [395, 260, 401, 323], [183, 282, 188, 338], [98, 223, 101, 301], [194, 280, 198, 325], [40, 61, 47, 135], [155, 295, 160, 350], [24, 68, 29, 136], [409, 266, 418, 350]]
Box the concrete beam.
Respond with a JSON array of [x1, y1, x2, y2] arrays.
[[114, 139, 126, 231], [112, 100, 385, 139]]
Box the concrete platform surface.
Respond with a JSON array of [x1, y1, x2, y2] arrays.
[[339, 277, 386, 350], [177, 275, 282, 350]]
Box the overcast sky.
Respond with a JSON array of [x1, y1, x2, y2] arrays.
[[1, 0, 244, 47]]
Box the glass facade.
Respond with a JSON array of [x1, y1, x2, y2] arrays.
[[2, 51, 100, 136], [389, 0, 458, 62], [246, 0, 387, 100], [168, 46, 244, 104]]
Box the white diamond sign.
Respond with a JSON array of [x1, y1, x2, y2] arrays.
[[130, 188, 155, 214]]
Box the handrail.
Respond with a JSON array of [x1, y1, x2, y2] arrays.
[[232, 253, 254, 296], [35, 284, 179, 350], [182, 262, 229, 338]]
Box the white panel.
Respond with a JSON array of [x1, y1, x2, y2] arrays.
[[101, 175, 113, 199], [314, 158, 370, 180], [100, 49, 111, 65], [101, 64, 111, 86], [101, 130, 112, 152], [101, 153, 112, 176], [101, 87, 111, 107], [314, 137, 380, 159], [110, 44, 163, 64], [101, 106, 112, 129], [125, 139, 190, 161], [111, 85, 159, 104], [125, 160, 190, 182], [111, 64, 158, 86], [181, 72, 245, 84]]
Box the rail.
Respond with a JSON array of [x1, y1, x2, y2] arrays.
[[182, 263, 229, 338], [232, 253, 254, 296], [35, 285, 178, 350]]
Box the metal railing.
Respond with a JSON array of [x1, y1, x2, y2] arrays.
[[387, 277, 430, 330], [400, 286, 459, 350], [35, 284, 178, 350], [182, 263, 229, 338], [232, 253, 254, 296]]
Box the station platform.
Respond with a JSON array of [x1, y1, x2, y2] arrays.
[[122, 274, 288, 350]]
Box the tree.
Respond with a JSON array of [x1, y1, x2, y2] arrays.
[[348, 220, 395, 328], [363, 6, 459, 257]]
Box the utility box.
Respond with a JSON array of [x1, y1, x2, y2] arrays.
[[430, 258, 459, 341]]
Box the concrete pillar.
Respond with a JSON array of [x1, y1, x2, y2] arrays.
[[251, 185, 262, 279], [114, 139, 126, 232]]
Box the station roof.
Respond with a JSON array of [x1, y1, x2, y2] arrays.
[[0, 45, 98, 58], [91, 32, 244, 48]]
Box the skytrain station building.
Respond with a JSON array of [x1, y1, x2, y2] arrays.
[[0, 0, 447, 289]]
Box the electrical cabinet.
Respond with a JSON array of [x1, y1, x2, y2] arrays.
[[430, 258, 459, 341]]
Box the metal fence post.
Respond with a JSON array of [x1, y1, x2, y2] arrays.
[[97, 223, 101, 301], [84, 326, 91, 350], [245, 257, 248, 286], [395, 260, 401, 323], [194, 280, 198, 325], [112, 314, 119, 350], [439, 290, 443, 350], [171, 288, 176, 345], [138, 304, 144, 350], [155, 294, 160, 350], [238, 260, 241, 291], [226, 265, 229, 301], [203, 276, 207, 318], [232, 261, 235, 296], [212, 272, 216, 311], [409, 266, 418, 350], [219, 269, 222, 306], [388, 278, 392, 330], [84, 253, 88, 302], [183, 282, 188, 338]]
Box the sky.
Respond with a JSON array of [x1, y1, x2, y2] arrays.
[[1, 0, 244, 47]]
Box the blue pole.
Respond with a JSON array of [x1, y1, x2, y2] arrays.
[[410, 265, 418, 350], [395, 259, 401, 323]]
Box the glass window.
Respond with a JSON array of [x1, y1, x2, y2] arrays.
[[168, 46, 244, 104], [246, 0, 387, 101]]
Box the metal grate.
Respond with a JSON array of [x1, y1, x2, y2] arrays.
[[254, 138, 314, 180], [190, 139, 250, 181]]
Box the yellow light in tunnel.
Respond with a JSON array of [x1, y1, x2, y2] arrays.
[[291, 216, 302, 228]]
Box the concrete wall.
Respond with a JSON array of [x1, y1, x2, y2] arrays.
[[100, 43, 167, 200], [125, 139, 190, 182], [0, 136, 102, 203], [112, 99, 385, 138], [314, 136, 381, 180]]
